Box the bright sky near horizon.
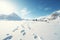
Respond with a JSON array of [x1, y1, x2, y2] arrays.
[[0, 0, 60, 19], [0, 1, 15, 15]]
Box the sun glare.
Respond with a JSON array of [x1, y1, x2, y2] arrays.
[[0, 1, 15, 15]]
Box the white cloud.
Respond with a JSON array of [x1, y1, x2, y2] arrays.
[[20, 8, 31, 18], [44, 8, 51, 11], [39, 7, 51, 11]]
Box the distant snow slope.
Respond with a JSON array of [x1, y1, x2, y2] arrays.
[[0, 20, 60, 40], [32, 10, 60, 22], [0, 13, 21, 21]]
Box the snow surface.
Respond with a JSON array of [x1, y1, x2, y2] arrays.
[[0, 20, 60, 40]]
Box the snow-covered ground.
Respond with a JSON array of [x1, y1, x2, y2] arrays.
[[0, 20, 60, 40]]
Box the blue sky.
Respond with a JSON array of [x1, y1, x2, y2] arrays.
[[0, 0, 60, 19], [12, 0, 60, 19]]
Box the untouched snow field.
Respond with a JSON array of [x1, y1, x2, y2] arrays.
[[0, 20, 60, 40]]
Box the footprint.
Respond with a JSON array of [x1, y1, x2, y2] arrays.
[[13, 26, 19, 32], [21, 30, 26, 36], [33, 33, 38, 39], [3, 35, 13, 40]]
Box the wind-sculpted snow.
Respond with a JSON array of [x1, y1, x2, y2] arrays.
[[0, 21, 60, 40]]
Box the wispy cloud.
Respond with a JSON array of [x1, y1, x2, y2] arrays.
[[44, 8, 51, 11], [39, 7, 51, 11], [20, 8, 31, 18]]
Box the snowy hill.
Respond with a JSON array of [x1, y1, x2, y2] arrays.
[[30, 10, 60, 23], [0, 13, 21, 21], [0, 10, 60, 40]]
